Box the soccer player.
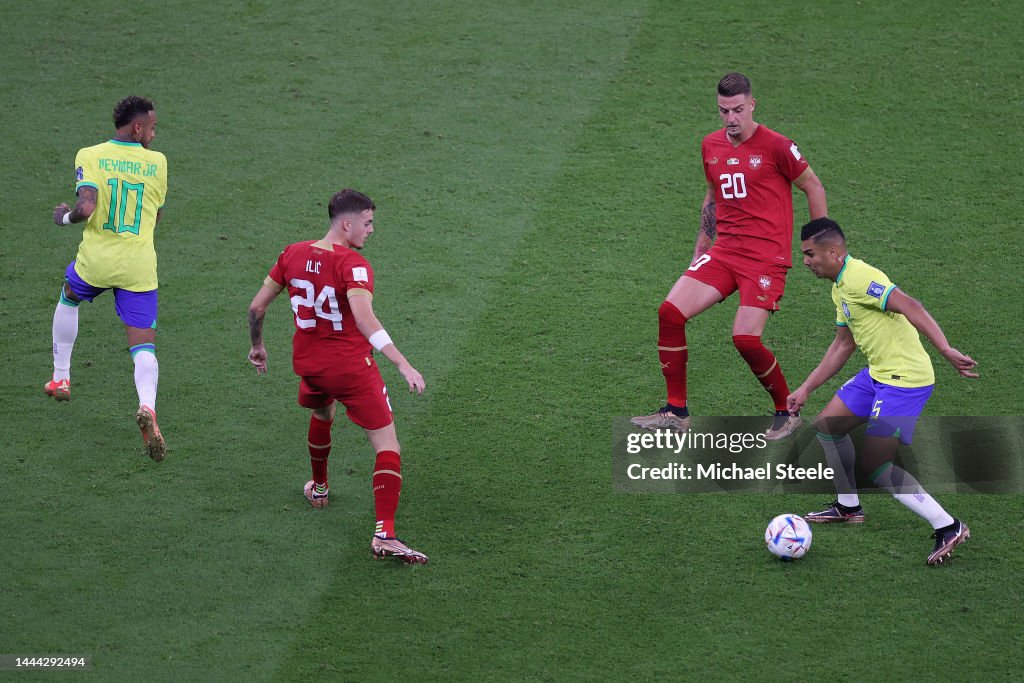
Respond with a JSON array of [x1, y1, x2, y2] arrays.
[[46, 96, 168, 461], [247, 189, 429, 565], [633, 72, 827, 439], [787, 218, 978, 565]]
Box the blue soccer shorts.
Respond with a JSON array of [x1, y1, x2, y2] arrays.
[[64, 261, 158, 330], [835, 367, 934, 445]]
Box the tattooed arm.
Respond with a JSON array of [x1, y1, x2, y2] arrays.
[[247, 282, 282, 374], [53, 185, 97, 225], [693, 182, 716, 262]]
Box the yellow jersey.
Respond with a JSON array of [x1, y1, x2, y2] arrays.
[[73, 140, 168, 291], [832, 256, 935, 388]]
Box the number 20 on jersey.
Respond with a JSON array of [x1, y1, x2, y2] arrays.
[[719, 172, 747, 199]]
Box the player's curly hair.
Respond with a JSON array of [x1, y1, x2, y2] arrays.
[[801, 217, 846, 243], [113, 96, 155, 128], [329, 189, 376, 219], [718, 72, 752, 97]]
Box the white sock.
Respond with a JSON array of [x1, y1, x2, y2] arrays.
[[872, 462, 955, 529], [52, 299, 80, 382], [837, 493, 861, 509], [131, 346, 158, 410], [816, 433, 860, 508]]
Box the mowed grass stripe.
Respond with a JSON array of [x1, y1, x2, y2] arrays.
[[269, 3, 656, 680]]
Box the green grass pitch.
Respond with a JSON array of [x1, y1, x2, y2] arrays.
[[2, 1, 1022, 679]]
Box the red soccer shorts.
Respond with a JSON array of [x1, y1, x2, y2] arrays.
[[683, 246, 788, 311], [298, 366, 393, 430]]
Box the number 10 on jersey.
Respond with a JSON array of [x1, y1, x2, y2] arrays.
[[102, 178, 146, 234]]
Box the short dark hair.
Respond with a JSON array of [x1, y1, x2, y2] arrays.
[[801, 217, 845, 243], [718, 72, 752, 97], [113, 96, 155, 129], [328, 189, 375, 220]]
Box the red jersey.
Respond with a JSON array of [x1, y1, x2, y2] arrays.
[[266, 240, 375, 377], [701, 124, 809, 267]]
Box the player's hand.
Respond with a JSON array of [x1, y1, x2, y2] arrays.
[[399, 363, 425, 395], [787, 386, 810, 415], [248, 344, 268, 374], [53, 203, 71, 225], [943, 348, 979, 378]]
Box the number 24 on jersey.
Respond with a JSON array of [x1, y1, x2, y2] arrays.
[[289, 278, 343, 330]]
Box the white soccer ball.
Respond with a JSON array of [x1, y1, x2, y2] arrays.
[[765, 513, 812, 560]]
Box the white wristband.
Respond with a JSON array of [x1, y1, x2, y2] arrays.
[[62, 212, 72, 225], [368, 329, 393, 352]]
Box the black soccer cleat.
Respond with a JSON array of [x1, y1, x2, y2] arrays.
[[927, 519, 970, 566], [805, 500, 865, 524]]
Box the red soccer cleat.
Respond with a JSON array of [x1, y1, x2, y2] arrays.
[[44, 379, 71, 401]]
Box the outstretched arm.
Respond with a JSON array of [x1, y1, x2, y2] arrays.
[[793, 167, 827, 220], [693, 181, 716, 262], [247, 284, 282, 374], [787, 325, 857, 414], [348, 294, 425, 394], [885, 289, 979, 378]]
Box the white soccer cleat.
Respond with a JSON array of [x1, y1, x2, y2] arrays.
[[765, 412, 802, 441], [303, 480, 329, 508], [631, 406, 691, 433], [371, 536, 429, 564]]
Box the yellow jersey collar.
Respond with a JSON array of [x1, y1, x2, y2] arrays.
[[835, 254, 851, 284]]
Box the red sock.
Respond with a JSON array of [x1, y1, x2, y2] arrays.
[[372, 450, 402, 538], [658, 301, 688, 409], [308, 414, 333, 485], [733, 335, 790, 411]]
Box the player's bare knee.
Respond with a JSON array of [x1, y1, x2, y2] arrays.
[[365, 422, 400, 453], [125, 324, 156, 346], [61, 282, 81, 303], [812, 413, 842, 435]]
